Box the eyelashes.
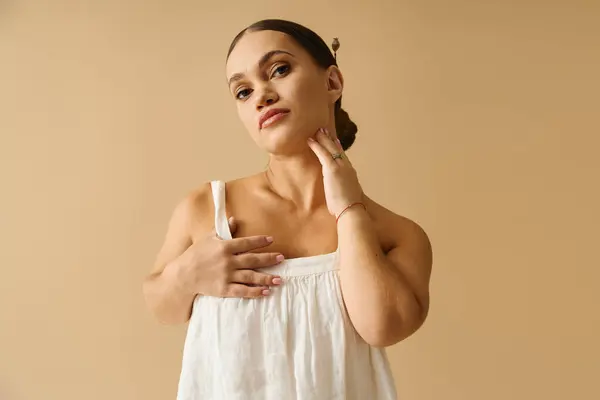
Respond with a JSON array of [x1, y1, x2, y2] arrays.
[[235, 63, 291, 100], [236, 88, 251, 100], [271, 64, 290, 77]]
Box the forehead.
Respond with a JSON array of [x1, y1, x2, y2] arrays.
[[226, 30, 307, 78]]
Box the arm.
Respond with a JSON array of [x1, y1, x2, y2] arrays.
[[306, 127, 433, 347], [142, 189, 208, 325], [143, 184, 283, 324], [337, 205, 432, 347]]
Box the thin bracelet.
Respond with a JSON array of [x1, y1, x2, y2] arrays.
[[335, 202, 367, 224]]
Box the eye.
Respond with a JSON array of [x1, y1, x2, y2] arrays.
[[235, 88, 252, 100], [271, 64, 290, 78]]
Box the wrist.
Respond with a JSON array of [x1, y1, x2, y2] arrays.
[[335, 201, 368, 224]]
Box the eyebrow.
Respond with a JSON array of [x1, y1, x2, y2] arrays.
[[228, 50, 295, 87]]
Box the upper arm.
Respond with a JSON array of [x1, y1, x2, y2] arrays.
[[148, 184, 213, 277], [386, 217, 433, 317]]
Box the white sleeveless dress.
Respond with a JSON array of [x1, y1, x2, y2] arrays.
[[176, 181, 397, 400]]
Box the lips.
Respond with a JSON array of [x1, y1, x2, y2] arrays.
[[259, 108, 290, 129]]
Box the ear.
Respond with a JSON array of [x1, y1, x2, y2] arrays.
[[326, 66, 344, 104]]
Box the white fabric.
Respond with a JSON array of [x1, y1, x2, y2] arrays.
[[176, 180, 397, 400]]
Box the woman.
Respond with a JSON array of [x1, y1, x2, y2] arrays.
[[143, 19, 433, 400]]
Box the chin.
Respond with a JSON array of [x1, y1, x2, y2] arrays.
[[259, 125, 308, 155]]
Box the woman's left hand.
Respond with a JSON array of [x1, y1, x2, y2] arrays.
[[307, 128, 364, 217]]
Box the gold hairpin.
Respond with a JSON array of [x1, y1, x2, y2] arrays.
[[332, 37, 340, 60]]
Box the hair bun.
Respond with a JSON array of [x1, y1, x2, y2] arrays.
[[335, 107, 357, 151]]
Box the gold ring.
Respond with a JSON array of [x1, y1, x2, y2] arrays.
[[332, 153, 343, 160]]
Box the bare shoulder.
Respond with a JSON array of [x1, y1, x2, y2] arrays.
[[178, 182, 225, 241], [364, 195, 432, 256], [149, 182, 215, 275]]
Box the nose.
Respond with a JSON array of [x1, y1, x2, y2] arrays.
[[255, 86, 279, 111]]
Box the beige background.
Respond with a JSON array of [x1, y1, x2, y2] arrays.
[[1, 1, 599, 399]]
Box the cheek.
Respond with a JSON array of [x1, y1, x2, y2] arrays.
[[289, 78, 329, 119], [237, 104, 256, 130], [235, 104, 263, 142]]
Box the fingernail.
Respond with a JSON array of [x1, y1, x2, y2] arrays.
[[272, 277, 282, 285], [276, 254, 285, 262], [307, 137, 315, 142], [336, 138, 342, 148], [266, 236, 274, 243], [262, 289, 271, 296]]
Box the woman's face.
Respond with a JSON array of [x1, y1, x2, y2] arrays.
[[226, 30, 342, 155]]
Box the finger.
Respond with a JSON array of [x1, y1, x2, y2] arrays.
[[307, 136, 336, 168], [323, 128, 353, 167], [326, 125, 339, 142], [234, 252, 285, 269], [223, 235, 274, 254], [325, 129, 353, 167], [228, 216, 238, 235], [231, 269, 282, 287], [315, 128, 340, 155], [225, 283, 271, 299]]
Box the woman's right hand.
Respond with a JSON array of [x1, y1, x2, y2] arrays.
[[177, 217, 284, 298]]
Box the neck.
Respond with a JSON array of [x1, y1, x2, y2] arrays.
[[264, 148, 325, 212]]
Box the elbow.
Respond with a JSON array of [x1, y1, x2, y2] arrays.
[[358, 309, 428, 348], [358, 324, 406, 348]]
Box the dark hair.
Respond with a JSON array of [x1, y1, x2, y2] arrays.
[[227, 19, 358, 151]]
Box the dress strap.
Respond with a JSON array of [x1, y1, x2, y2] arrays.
[[210, 181, 232, 240]]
